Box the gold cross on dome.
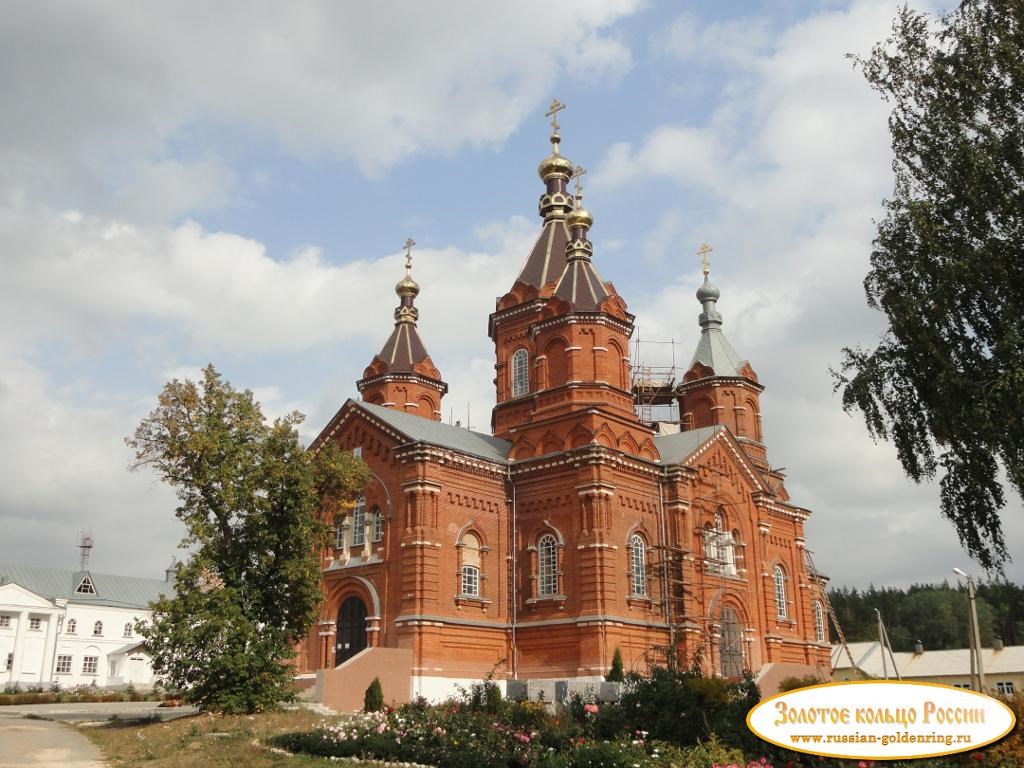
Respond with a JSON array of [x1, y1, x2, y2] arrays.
[[545, 98, 566, 134], [697, 243, 714, 276], [403, 237, 415, 274], [572, 165, 587, 199]]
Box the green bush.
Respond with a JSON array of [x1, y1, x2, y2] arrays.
[[606, 647, 625, 682], [363, 677, 384, 712]]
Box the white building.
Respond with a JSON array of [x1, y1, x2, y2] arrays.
[[0, 563, 170, 688]]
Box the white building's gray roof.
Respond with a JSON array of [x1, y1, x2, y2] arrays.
[[0, 563, 169, 610], [832, 641, 1024, 678]]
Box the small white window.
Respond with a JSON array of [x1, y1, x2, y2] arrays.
[[123, 622, 133, 638], [461, 565, 480, 597], [538, 534, 558, 596], [82, 656, 99, 675], [66, 619, 77, 634], [75, 576, 96, 594], [353, 446, 363, 459], [511, 349, 529, 398], [28, 617, 41, 631], [774, 565, 788, 619], [0, 615, 10, 628], [629, 534, 647, 597], [55, 655, 72, 674], [996, 681, 1016, 695], [372, 507, 384, 542], [93, 620, 103, 637], [814, 601, 825, 642], [352, 496, 366, 547]]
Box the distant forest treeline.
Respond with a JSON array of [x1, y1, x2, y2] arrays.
[[827, 581, 1024, 652]]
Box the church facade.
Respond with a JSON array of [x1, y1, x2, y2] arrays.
[[298, 109, 831, 699]]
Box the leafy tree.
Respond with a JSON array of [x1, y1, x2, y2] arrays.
[[835, 0, 1024, 571], [128, 365, 369, 713]]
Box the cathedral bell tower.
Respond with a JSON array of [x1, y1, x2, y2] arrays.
[[676, 253, 768, 469], [358, 239, 448, 420], [489, 102, 655, 459]]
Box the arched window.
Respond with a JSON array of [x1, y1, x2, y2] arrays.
[[814, 600, 826, 642], [704, 512, 736, 575], [352, 495, 366, 547], [460, 532, 482, 597], [774, 565, 788, 619], [123, 622, 133, 638], [629, 534, 647, 596], [334, 514, 346, 549], [538, 534, 558, 596], [511, 348, 529, 398], [371, 506, 384, 543], [66, 619, 77, 634], [93, 621, 103, 637]]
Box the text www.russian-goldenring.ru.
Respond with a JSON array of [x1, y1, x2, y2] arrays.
[[790, 731, 973, 747]]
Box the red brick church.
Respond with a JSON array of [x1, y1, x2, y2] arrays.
[[298, 106, 831, 703]]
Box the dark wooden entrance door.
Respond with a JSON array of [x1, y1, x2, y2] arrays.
[[335, 596, 368, 667], [720, 606, 743, 678]]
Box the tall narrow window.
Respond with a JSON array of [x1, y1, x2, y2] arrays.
[[371, 507, 384, 543], [334, 515, 346, 549], [813, 600, 825, 642], [460, 532, 482, 597], [511, 349, 529, 398], [124, 622, 134, 638], [629, 534, 647, 596], [352, 495, 366, 547], [93, 621, 103, 637], [774, 565, 787, 619], [66, 619, 77, 634], [538, 534, 558, 596]]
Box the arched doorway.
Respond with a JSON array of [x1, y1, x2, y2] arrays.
[[335, 596, 368, 666], [720, 606, 743, 678]]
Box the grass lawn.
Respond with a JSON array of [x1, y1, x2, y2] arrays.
[[82, 707, 343, 767]]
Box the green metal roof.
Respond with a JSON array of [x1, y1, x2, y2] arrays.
[[0, 563, 170, 609], [357, 401, 512, 463]]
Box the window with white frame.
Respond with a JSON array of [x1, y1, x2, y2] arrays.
[[55, 655, 72, 674], [82, 656, 99, 675], [123, 622, 133, 638], [0, 615, 10, 628], [334, 515, 346, 549], [4, 653, 11, 671], [460, 532, 482, 597], [629, 534, 647, 596], [511, 348, 529, 398], [28, 617, 41, 631], [538, 534, 558, 596], [93, 620, 103, 637], [66, 619, 77, 634], [813, 600, 825, 642], [996, 681, 1016, 695], [372, 506, 384, 542], [75, 576, 96, 594], [352, 495, 366, 547], [705, 511, 736, 575], [774, 565, 788, 619]]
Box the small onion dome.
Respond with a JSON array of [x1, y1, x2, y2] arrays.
[[566, 204, 593, 230], [396, 274, 420, 298], [696, 277, 720, 302], [538, 151, 574, 180]]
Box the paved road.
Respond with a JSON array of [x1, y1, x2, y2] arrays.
[[0, 717, 105, 768], [0, 702, 198, 767]]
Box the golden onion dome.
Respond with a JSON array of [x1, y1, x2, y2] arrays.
[[566, 204, 593, 230], [538, 151, 574, 181], [395, 274, 420, 298]]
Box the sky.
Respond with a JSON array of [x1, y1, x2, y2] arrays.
[[1, 0, 1020, 589]]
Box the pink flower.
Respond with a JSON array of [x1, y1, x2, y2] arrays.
[[584, 703, 599, 714]]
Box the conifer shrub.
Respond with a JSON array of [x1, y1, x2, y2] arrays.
[[606, 647, 625, 682], [363, 677, 384, 712]]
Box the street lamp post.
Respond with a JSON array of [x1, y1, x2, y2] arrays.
[[952, 568, 986, 693]]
